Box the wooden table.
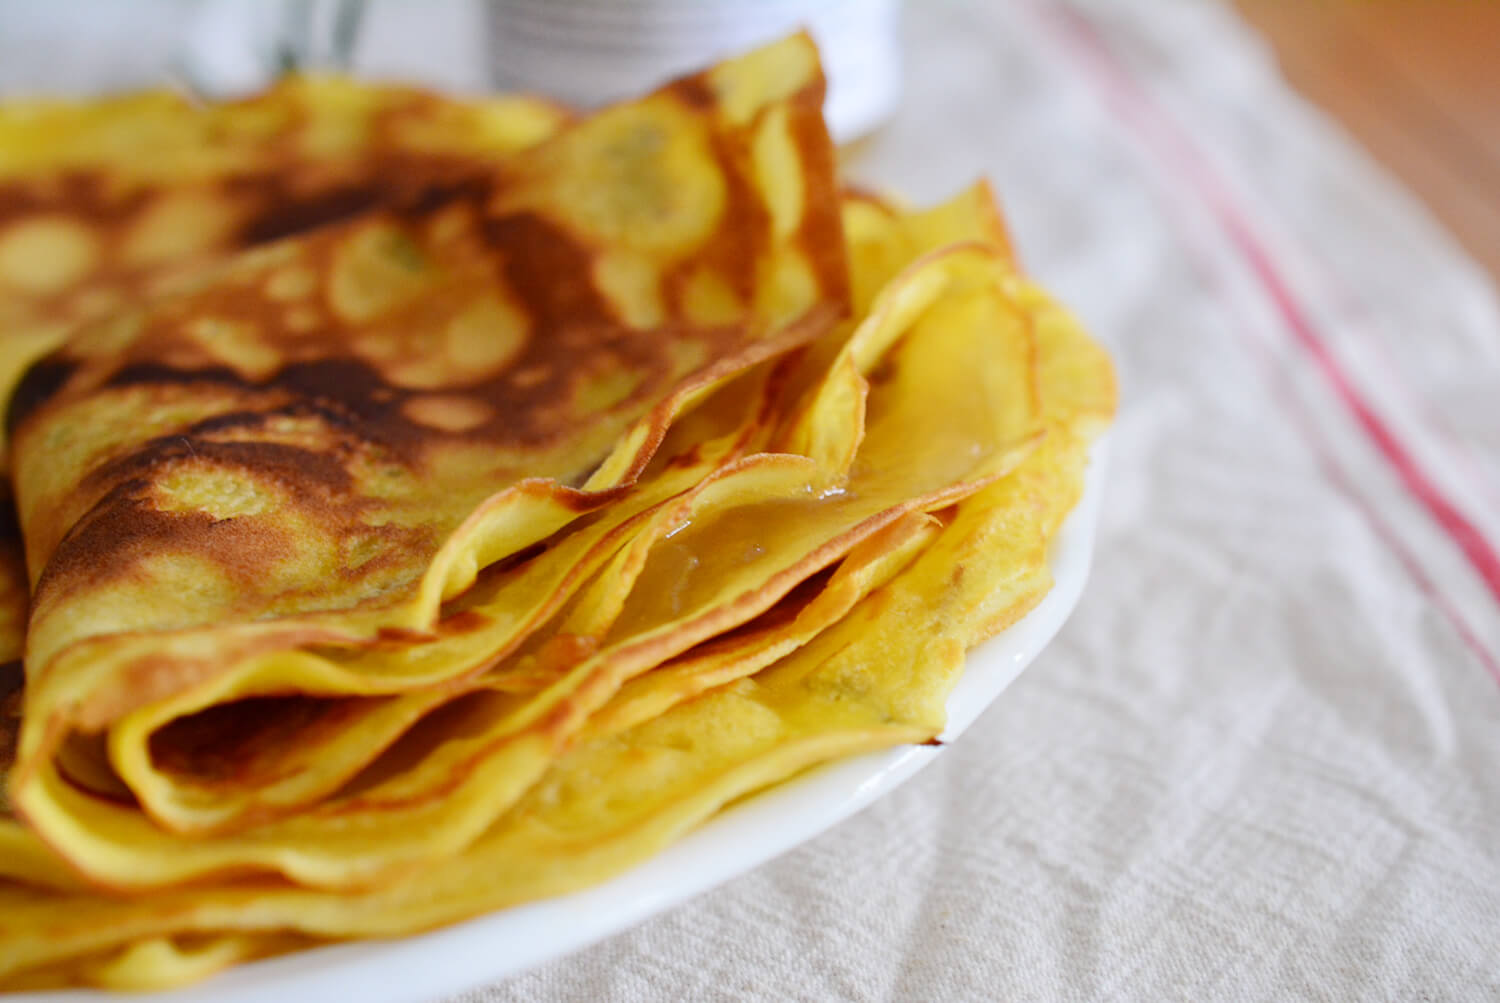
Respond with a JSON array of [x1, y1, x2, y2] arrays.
[[1234, 0, 1500, 283]]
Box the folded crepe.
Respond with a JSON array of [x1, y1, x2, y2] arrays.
[[0, 72, 576, 892], [0, 76, 574, 814], [0, 180, 1114, 988], [6, 32, 848, 884], [0, 75, 571, 412], [82, 191, 1024, 852], [0, 35, 1115, 992]]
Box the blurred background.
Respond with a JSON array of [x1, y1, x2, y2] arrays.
[[1234, 0, 1500, 283]]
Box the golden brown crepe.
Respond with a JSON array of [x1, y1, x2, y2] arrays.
[[0, 35, 1115, 992], [7, 32, 848, 886], [0, 76, 572, 414], [8, 240, 1037, 894], [1, 489, 31, 859], [0, 78, 575, 833], [0, 495, 23, 672], [0, 205, 1113, 989]]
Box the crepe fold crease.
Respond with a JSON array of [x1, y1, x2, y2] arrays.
[[0, 33, 1114, 991]]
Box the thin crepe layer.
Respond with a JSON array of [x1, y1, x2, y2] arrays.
[[0, 76, 572, 416], [8, 35, 848, 822], [109, 364, 786, 834], [0, 232, 1114, 989], [0, 79, 575, 842], [12, 236, 1042, 892], [84, 184, 1005, 837]]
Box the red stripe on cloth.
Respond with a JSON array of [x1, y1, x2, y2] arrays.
[[1035, 2, 1500, 606], [1030, 2, 1500, 583], [1325, 454, 1500, 687], [1312, 269, 1500, 514], [1032, 3, 1500, 653], [1199, 220, 1500, 688], [1234, 231, 1500, 606]]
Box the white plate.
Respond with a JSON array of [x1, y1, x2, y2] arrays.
[[23, 442, 1108, 1003]]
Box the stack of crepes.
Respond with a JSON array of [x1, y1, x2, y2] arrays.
[[0, 35, 1113, 991]]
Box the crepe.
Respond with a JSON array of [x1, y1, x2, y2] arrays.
[[85, 185, 1032, 843], [0, 36, 1115, 992], [0, 497, 22, 674], [0, 197, 1113, 987], [0, 496, 23, 828], [0, 76, 575, 820], [6, 32, 849, 885], [0, 76, 572, 413], [0, 73, 579, 897], [8, 242, 1041, 894], [93, 368, 782, 835], [104, 183, 1024, 839]]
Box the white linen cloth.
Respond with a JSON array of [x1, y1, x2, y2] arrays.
[[4, 1, 1498, 999]]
